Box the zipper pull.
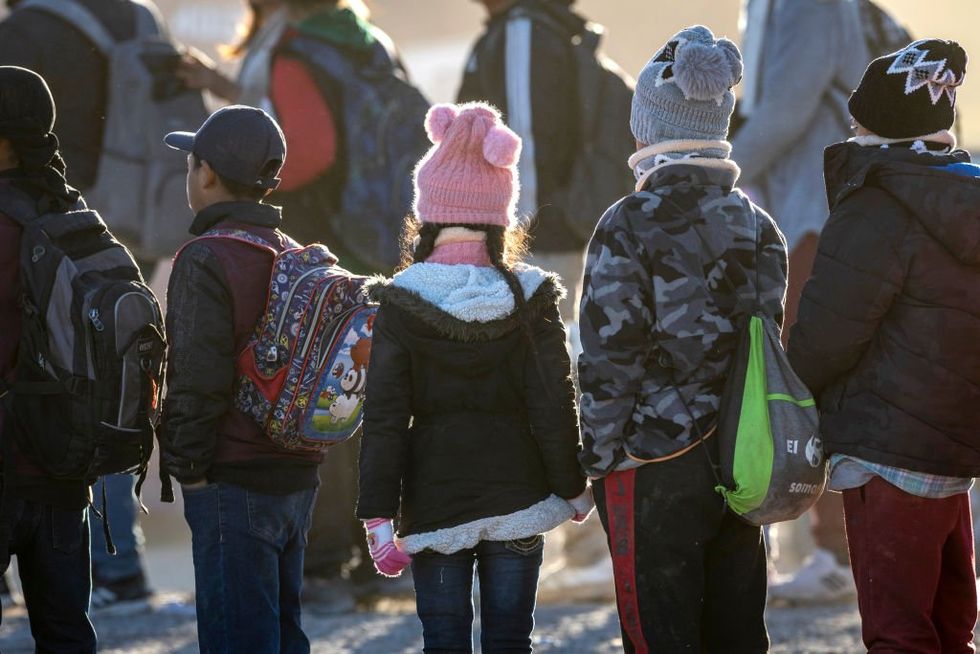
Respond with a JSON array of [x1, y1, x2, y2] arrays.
[[89, 309, 105, 332]]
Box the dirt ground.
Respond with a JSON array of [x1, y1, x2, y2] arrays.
[[0, 594, 875, 654]]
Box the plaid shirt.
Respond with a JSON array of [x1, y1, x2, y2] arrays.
[[829, 454, 974, 499]]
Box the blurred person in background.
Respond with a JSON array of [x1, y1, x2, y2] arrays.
[[177, 0, 290, 112], [788, 38, 978, 652], [731, 0, 909, 606], [0, 0, 187, 612], [459, 0, 633, 604]]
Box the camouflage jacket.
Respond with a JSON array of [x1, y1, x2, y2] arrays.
[[578, 162, 788, 478]]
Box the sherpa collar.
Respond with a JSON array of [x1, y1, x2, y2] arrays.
[[367, 263, 565, 342]]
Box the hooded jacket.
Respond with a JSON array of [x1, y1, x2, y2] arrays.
[[356, 263, 585, 554], [578, 161, 787, 479], [788, 142, 980, 477]]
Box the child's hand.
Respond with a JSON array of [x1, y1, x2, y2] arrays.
[[363, 518, 412, 577], [568, 488, 595, 523]]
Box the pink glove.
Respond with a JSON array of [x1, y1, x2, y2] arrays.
[[363, 518, 412, 577], [568, 488, 595, 523]]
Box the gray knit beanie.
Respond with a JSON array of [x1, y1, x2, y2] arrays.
[[631, 25, 743, 146]]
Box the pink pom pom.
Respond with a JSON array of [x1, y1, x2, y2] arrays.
[[482, 125, 521, 168], [425, 104, 458, 144]]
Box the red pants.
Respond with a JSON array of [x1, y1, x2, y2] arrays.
[[843, 477, 977, 653]]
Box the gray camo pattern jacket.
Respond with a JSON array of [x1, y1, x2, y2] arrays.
[[578, 162, 788, 478]]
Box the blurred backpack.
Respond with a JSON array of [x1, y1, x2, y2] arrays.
[[858, 0, 914, 58], [277, 28, 431, 273], [179, 229, 375, 452], [0, 185, 166, 488], [19, 0, 209, 262], [484, 5, 636, 244]]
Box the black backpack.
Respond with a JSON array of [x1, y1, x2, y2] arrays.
[[490, 6, 636, 244], [0, 186, 166, 492]]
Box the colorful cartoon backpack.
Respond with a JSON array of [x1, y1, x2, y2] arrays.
[[183, 229, 375, 451]]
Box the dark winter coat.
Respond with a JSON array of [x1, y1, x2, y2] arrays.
[[0, 173, 88, 509], [578, 162, 788, 479], [356, 263, 586, 547], [788, 142, 980, 477], [160, 201, 322, 495], [0, 0, 140, 190], [457, 0, 582, 252]]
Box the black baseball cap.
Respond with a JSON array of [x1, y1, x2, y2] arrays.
[[164, 105, 286, 191]]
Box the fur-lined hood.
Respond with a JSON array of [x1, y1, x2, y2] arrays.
[[366, 262, 566, 342]]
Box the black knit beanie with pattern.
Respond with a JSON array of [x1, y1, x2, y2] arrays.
[[849, 39, 967, 139]]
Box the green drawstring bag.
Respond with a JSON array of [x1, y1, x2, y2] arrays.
[[714, 314, 824, 526], [679, 211, 825, 526]]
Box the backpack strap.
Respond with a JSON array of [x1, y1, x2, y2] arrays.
[[131, 0, 164, 39], [18, 0, 116, 55]]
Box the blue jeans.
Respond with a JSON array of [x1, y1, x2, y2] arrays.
[[182, 482, 317, 654], [90, 474, 145, 583], [0, 498, 96, 653], [411, 536, 544, 653]]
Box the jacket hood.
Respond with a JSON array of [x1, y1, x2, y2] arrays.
[[825, 142, 980, 265], [367, 263, 565, 342], [296, 7, 376, 52]]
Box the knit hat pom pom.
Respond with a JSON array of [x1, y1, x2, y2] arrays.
[[673, 37, 743, 102], [425, 104, 459, 144], [482, 125, 521, 168]]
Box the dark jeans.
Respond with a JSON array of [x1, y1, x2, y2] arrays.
[[0, 497, 95, 653], [411, 537, 544, 653], [594, 443, 769, 654], [843, 477, 977, 653], [90, 474, 145, 583], [182, 482, 318, 654]]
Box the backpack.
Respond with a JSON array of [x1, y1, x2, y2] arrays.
[[278, 30, 431, 273], [181, 229, 375, 451], [0, 187, 166, 486], [858, 0, 914, 58], [19, 0, 209, 262], [493, 6, 636, 244], [680, 213, 823, 526]]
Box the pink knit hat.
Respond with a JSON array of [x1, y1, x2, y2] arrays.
[[413, 102, 522, 228]]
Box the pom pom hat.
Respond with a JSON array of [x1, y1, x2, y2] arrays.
[[413, 102, 522, 227], [631, 25, 743, 145]]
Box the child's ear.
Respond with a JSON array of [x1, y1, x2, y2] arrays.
[[200, 159, 219, 190]]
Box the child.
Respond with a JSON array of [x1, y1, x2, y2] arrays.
[[578, 27, 787, 652], [0, 65, 95, 654], [788, 39, 979, 652], [161, 106, 321, 653], [356, 102, 591, 653]]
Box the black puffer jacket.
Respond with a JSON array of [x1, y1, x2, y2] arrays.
[[356, 264, 585, 541], [788, 142, 980, 477]]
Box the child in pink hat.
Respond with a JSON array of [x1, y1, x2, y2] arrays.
[[357, 102, 592, 651]]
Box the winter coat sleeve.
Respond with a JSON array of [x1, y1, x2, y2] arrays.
[[356, 305, 413, 520], [524, 292, 586, 499], [0, 217, 21, 385], [577, 203, 655, 477], [160, 243, 236, 484], [759, 210, 789, 329], [731, 2, 846, 187], [787, 189, 908, 397]]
